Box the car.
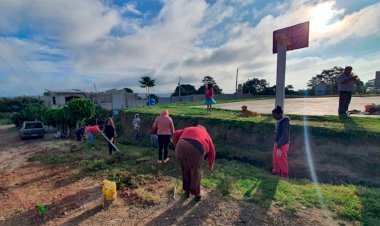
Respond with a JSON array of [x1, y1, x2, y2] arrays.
[[366, 87, 380, 94], [19, 121, 45, 139]]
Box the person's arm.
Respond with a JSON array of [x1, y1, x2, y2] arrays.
[[169, 118, 175, 135], [207, 137, 216, 170], [276, 119, 289, 149], [172, 130, 183, 146], [152, 117, 158, 130], [338, 74, 357, 84]]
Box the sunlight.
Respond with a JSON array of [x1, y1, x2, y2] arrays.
[[310, 1, 340, 34]]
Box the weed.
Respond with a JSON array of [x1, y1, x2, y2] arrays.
[[81, 160, 110, 172], [135, 188, 161, 205]]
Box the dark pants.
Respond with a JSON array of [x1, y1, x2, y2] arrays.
[[158, 135, 171, 160], [75, 128, 85, 141], [108, 139, 116, 155], [338, 91, 352, 116], [175, 139, 203, 197]]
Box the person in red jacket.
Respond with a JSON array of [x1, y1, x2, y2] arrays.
[[172, 125, 216, 201], [203, 83, 216, 114]]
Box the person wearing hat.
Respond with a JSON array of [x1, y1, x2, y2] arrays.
[[337, 66, 358, 118]]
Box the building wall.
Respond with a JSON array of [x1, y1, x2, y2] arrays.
[[376, 71, 380, 88]]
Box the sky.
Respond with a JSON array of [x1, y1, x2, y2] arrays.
[[0, 0, 379, 97]]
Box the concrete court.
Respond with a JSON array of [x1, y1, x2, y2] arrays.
[[212, 96, 380, 116]]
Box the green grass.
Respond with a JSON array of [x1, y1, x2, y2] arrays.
[[29, 140, 380, 225], [125, 104, 380, 136], [0, 112, 13, 125]]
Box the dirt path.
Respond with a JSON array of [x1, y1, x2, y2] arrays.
[[0, 126, 346, 226]]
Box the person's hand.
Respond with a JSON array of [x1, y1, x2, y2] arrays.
[[277, 148, 281, 157]]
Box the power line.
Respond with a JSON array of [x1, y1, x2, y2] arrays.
[[0, 54, 36, 94], [0, 33, 46, 90]]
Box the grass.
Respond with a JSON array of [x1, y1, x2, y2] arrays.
[[135, 188, 161, 205], [0, 112, 13, 125], [124, 105, 380, 135], [28, 139, 380, 225]]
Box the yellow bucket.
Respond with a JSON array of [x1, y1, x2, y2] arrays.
[[102, 179, 117, 207]]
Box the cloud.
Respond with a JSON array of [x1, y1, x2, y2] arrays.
[[122, 3, 142, 15], [1, 0, 380, 97], [0, 0, 120, 46]]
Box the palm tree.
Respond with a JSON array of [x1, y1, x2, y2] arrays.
[[139, 76, 156, 99]]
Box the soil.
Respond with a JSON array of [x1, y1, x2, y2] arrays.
[[0, 125, 352, 226]]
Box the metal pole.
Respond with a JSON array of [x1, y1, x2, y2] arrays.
[[235, 68, 238, 99], [275, 41, 287, 110], [178, 76, 182, 102]]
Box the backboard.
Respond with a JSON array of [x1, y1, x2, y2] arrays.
[[273, 21, 309, 54]]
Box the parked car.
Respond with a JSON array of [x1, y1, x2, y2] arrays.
[[19, 121, 45, 139], [366, 87, 380, 94]]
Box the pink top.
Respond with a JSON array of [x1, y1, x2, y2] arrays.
[[172, 127, 216, 170], [205, 88, 214, 99], [152, 110, 175, 135]]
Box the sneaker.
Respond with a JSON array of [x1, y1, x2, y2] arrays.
[[157, 160, 163, 164], [163, 157, 170, 163], [195, 196, 201, 202]]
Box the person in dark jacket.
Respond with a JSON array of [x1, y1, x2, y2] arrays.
[[104, 118, 116, 155], [75, 127, 85, 141], [272, 106, 290, 178]]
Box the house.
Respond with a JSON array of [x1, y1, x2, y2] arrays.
[[42, 88, 145, 110], [42, 90, 90, 109], [95, 89, 144, 110]]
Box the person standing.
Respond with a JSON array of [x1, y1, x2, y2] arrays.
[[104, 118, 116, 155], [203, 83, 216, 114], [337, 66, 357, 118], [272, 106, 290, 179], [133, 114, 141, 140], [152, 109, 175, 163], [172, 125, 216, 201]]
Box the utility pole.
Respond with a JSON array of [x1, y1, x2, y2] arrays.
[[235, 68, 239, 99], [93, 82, 98, 124], [178, 76, 182, 102]]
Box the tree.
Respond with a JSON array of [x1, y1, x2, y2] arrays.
[[123, 88, 133, 93], [307, 66, 361, 94], [285, 84, 296, 95], [242, 78, 269, 94], [196, 76, 222, 94], [365, 79, 375, 88], [66, 98, 95, 127], [139, 76, 156, 99], [260, 85, 276, 95], [10, 101, 48, 127], [172, 84, 197, 97]]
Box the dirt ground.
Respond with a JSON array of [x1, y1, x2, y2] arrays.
[[0, 125, 349, 226]]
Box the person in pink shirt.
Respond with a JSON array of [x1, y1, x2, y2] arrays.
[[152, 109, 175, 163], [172, 125, 216, 201], [203, 83, 216, 114]]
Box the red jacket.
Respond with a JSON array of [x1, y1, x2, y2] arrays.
[[173, 127, 216, 169], [84, 125, 100, 134], [205, 88, 214, 99]]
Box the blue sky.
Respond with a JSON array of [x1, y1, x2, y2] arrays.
[[0, 0, 379, 97]]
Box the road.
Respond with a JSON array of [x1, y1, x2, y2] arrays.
[[213, 96, 380, 116]]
